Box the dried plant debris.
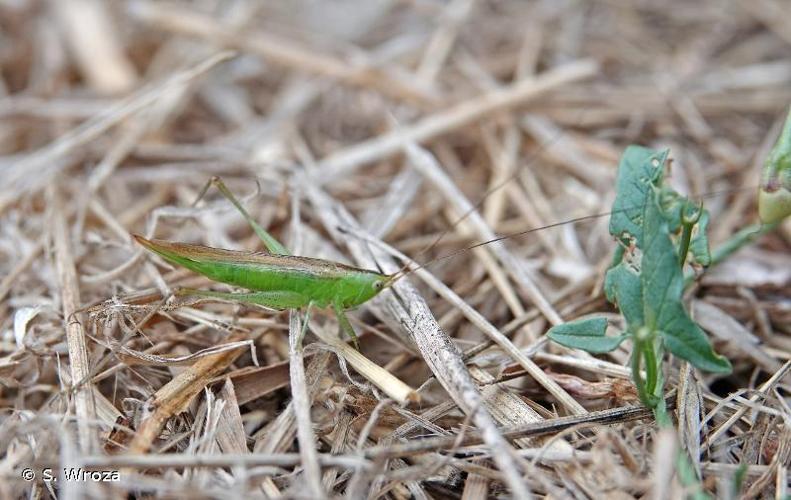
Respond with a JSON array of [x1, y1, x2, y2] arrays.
[[1, 1, 789, 498]]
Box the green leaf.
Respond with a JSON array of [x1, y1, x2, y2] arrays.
[[609, 146, 668, 247], [547, 317, 625, 353], [661, 321, 731, 373], [604, 262, 644, 326], [640, 193, 682, 331], [641, 195, 731, 373], [605, 148, 729, 373]]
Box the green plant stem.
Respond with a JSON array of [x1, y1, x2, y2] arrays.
[[631, 345, 651, 407], [653, 397, 671, 427], [632, 334, 665, 411], [678, 200, 702, 269], [709, 222, 776, 265], [678, 223, 693, 268], [654, 365, 669, 424], [677, 450, 711, 500], [643, 342, 658, 400], [684, 221, 777, 286]]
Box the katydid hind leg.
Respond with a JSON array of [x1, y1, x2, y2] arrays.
[[176, 288, 307, 309], [333, 302, 360, 349], [199, 176, 291, 256]]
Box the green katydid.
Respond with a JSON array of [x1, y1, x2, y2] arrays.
[[134, 177, 399, 348]]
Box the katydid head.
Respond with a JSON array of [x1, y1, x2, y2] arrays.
[[374, 275, 391, 291], [333, 271, 392, 309]]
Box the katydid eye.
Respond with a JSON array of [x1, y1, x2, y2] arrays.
[[374, 281, 384, 290]]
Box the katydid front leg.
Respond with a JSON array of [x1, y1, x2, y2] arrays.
[[333, 302, 360, 349], [177, 287, 363, 349]]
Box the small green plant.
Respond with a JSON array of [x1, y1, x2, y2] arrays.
[[547, 146, 732, 421], [548, 110, 791, 499]]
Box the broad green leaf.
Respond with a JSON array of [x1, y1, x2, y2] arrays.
[[604, 262, 644, 326], [640, 194, 683, 331], [609, 146, 668, 247], [609, 243, 625, 269], [547, 317, 625, 353], [759, 106, 791, 224], [660, 323, 731, 373], [641, 195, 731, 373]]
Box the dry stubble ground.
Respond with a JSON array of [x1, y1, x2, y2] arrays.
[[0, 1, 790, 498]]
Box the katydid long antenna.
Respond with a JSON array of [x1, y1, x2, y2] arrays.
[[384, 183, 759, 286], [387, 114, 588, 281]]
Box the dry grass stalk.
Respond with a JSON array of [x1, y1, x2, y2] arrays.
[[0, 52, 233, 215], [287, 312, 324, 498], [309, 322, 418, 405], [54, 0, 138, 94], [48, 184, 95, 452], [126, 334, 249, 455], [318, 58, 597, 179]]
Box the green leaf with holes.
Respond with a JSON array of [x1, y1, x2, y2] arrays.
[[550, 145, 731, 378], [547, 317, 625, 353], [609, 146, 668, 248], [604, 261, 644, 326]]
